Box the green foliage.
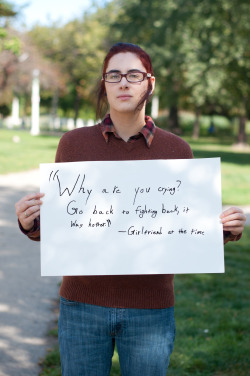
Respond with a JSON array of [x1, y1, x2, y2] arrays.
[[39, 346, 61, 376], [28, 2, 119, 119], [0, 1, 16, 17], [111, 0, 250, 121], [0, 1, 20, 54], [0, 103, 10, 116], [0, 32, 20, 53], [1, 0, 249, 137], [155, 113, 249, 140]]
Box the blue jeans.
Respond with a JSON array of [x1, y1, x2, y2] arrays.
[[58, 297, 175, 376]]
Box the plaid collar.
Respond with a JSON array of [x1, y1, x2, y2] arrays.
[[100, 114, 156, 148]]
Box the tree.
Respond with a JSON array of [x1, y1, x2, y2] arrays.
[[0, 1, 19, 54], [110, 0, 250, 143], [28, 2, 119, 123], [180, 0, 250, 142], [110, 0, 192, 132], [0, 27, 64, 110], [0, 1, 20, 112], [12, 31, 65, 117]]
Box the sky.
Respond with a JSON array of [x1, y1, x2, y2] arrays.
[[12, 0, 94, 28]]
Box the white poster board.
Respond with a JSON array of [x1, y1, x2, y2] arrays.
[[40, 158, 224, 276]]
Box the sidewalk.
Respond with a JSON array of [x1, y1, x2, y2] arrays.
[[0, 170, 60, 376]]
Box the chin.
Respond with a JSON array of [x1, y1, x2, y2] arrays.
[[114, 103, 137, 112]]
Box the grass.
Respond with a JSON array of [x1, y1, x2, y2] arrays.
[[39, 227, 250, 376], [0, 128, 249, 205], [0, 129, 60, 174], [170, 228, 250, 375], [187, 137, 250, 206]]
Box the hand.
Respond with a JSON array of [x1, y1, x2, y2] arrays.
[[220, 207, 246, 236], [15, 192, 44, 231]]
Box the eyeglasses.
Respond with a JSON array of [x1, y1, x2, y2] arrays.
[[103, 71, 151, 83]]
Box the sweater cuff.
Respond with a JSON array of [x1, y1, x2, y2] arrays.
[[223, 231, 242, 244], [18, 217, 40, 241]]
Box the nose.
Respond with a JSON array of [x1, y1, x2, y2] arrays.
[[120, 76, 129, 87]]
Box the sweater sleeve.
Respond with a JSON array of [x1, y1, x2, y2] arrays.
[[18, 216, 40, 242], [20, 132, 66, 241], [223, 230, 242, 244]]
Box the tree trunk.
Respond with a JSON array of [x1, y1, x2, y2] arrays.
[[168, 105, 181, 134], [74, 94, 81, 127], [192, 108, 201, 139], [51, 89, 58, 129], [237, 115, 247, 144]]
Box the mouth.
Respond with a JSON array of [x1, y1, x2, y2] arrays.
[[117, 95, 132, 100]]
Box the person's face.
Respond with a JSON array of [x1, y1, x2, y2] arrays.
[[104, 52, 155, 115]]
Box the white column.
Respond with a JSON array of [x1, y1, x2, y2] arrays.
[[31, 69, 40, 135], [151, 95, 159, 119], [11, 96, 20, 126]]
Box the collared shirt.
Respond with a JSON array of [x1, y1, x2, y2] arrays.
[[100, 113, 156, 148]]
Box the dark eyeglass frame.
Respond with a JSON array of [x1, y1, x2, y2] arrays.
[[103, 71, 152, 83]]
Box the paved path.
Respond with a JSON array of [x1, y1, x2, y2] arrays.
[[0, 170, 60, 376], [0, 169, 249, 376]]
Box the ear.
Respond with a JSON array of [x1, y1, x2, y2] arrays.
[[150, 76, 156, 95]]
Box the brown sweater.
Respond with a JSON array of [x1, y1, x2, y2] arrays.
[[55, 123, 193, 309], [22, 122, 240, 308]]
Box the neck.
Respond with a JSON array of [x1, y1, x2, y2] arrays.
[[109, 109, 146, 142]]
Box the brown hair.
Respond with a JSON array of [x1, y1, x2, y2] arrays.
[[96, 42, 154, 119]]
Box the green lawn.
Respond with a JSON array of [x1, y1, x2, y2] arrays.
[[188, 138, 250, 206], [170, 229, 250, 376], [40, 227, 250, 376], [0, 129, 60, 174], [0, 129, 249, 205]]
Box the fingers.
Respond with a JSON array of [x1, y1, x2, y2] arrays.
[[220, 207, 247, 236], [15, 192, 45, 231], [16, 193, 44, 215]]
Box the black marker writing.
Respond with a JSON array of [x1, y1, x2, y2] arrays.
[[88, 218, 111, 228], [78, 176, 92, 203], [71, 220, 84, 229], [179, 228, 187, 234], [162, 204, 179, 215], [191, 229, 205, 235], [158, 186, 175, 195], [67, 200, 84, 215], [57, 172, 81, 196], [113, 186, 121, 194], [93, 205, 114, 215], [135, 205, 157, 218], [119, 226, 163, 236], [176, 180, 181, 190], [133, 186, 151, 205], [49, 171, 92, 204]]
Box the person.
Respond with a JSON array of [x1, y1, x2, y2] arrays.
[[15, 42, 246, 376]]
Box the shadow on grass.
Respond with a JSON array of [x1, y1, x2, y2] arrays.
[[192, 149, 250, 165]]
